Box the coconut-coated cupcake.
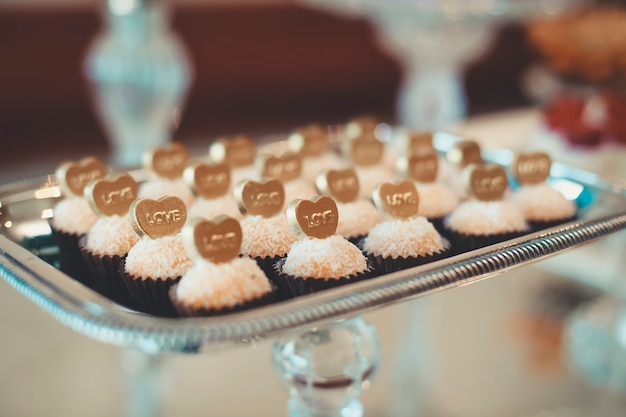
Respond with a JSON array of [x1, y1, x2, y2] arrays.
[[336, 200, 383, 244], [414, 182, 460, 235], [188, 195, 242, 220], [511, 183, 577, 230], [361, 216, 450, 275], [121, 234, 193, 317], [355, 166, 395, 199], [171, 257, 274, 317]]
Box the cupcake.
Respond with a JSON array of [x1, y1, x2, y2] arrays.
[[210, 135, 259, 187], [509, 152, 577, 231], [50, 157, 107, 287], [445, 139, 484, 200], [120, 196, 193, 317], [234, 178, 297, 283], [184, 161, 242, 220], [444, 164, 529, 253], [275, 196, 372, 298], [315, 168, 382, 244], [397, 151, 459, 235], [170, 216, 275, 317], [79, 173, 139, 305], [256, 151, 317, 207], [287, 123, 346, 182], [138, 142, 195, 206], [361, 180, 451, 275]]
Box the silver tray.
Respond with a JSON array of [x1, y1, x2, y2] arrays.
[[1, 133, 625, 353]]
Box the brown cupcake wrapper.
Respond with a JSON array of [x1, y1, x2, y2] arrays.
[[169, 285, 276, 318], [118, 259, 182, 317], [78, 237, 134, 308], [358, 238, 452, 276], [49, 225, 94, 288], [442, 227, 529, 255], [528, 213, 578, 233], [273, 258, 374, 299]]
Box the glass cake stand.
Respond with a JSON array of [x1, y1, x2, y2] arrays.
[[1, 131, 625, 417]]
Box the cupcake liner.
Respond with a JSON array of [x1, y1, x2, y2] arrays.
[[119, 259, 182, 317], [49, 225, 95, 289], [345, 234, 366, 246], [169, 285, 276, 317], [427, 217, 447, 238], [442, 227, 528, 255], [528, 214, 578, 233], [78, 237, 134, 308], [272, 258, 374, 299], [359, 238, 452, 276]]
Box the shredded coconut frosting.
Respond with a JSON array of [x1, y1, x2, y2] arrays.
[[337, 200, 383, 238], [511, 183, 577, 221], [51, 197, 99, 235], [363, 216, 446, 259], [240, 214, 297, 258], [282, 235, 368, 279], [355, 166, 395, 199], [415, 182, 459, 219], [138, 177, 195, 206], [175, 257, 272, 310], [188, 195, 242, 220], [445, 200, 528, 235], [125, 235, 193, 280], [284, 179, 317, 208], [85, 214, 139, 256]]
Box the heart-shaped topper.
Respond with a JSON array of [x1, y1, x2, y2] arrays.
[[183, 162, 231, 200], [56, 157, 107, 197], [143, 142, 188, 179], [397, 153, 439, 183], [464, 164, 508, 201], [234, 179, 285, 218], [288, 124, 330, 157], [342, 136, 384, 167], [447, 140, 483, 169], [85, 173, 138, 217], [256, 152, 302, 183], [130, 196, 187, 239], [511, 152, 551, 185], [182, 216, 242, 264], [403, 132, 435, 156], [209, 135, 256, 168], [287, 195, 338, 240], [316, 169, 360, 204], [373, 180, 419, 220], [345, 115, 378, 140]]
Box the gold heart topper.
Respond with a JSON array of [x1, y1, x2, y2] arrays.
[[447, 140, 483, 169], [287, 196, 338, 240], [209, 135, 256, 168], [143, 142, 188, 179], [315, 169, 360, 204], [404, 132, 435, 156], [130, 196, 187, 239], [183, 216, 242, 264], [56, 157, 107, 197], [234, 179, 285, 218], [85, 173, 138, 217], [345, 115, 378, 139], [397, 153, 439, 183], [373, 180, 419, 220], [288, 124, 330, 157], [465, 164, 508, 201], [342, 137, 384, 167], [183, 162, 231, 199], [256, 152, 302, 183], [511, 152, 551, 185]]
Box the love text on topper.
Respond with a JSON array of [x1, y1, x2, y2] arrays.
[[511, 152, 551, 185], [130, 196, 187, 239], [373, 180, 419, 220], [209, 135, 256, 168], [56, 157, 107, 197], [234, 179, 285, 218], [287, 196, 338, 240], [182, 216, 242, 264], [85, 173, 138, 217], [464, 164, 508, 201], [342, 136, 384, 167], [315, 169, 360, 204], [256, 152, 302, 183], [143, 142, 188, 179], [447, 140, 483, 169], [288, 124, 330, 157], [183, 162, 231, 200], [397, 153, 439, 183]]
